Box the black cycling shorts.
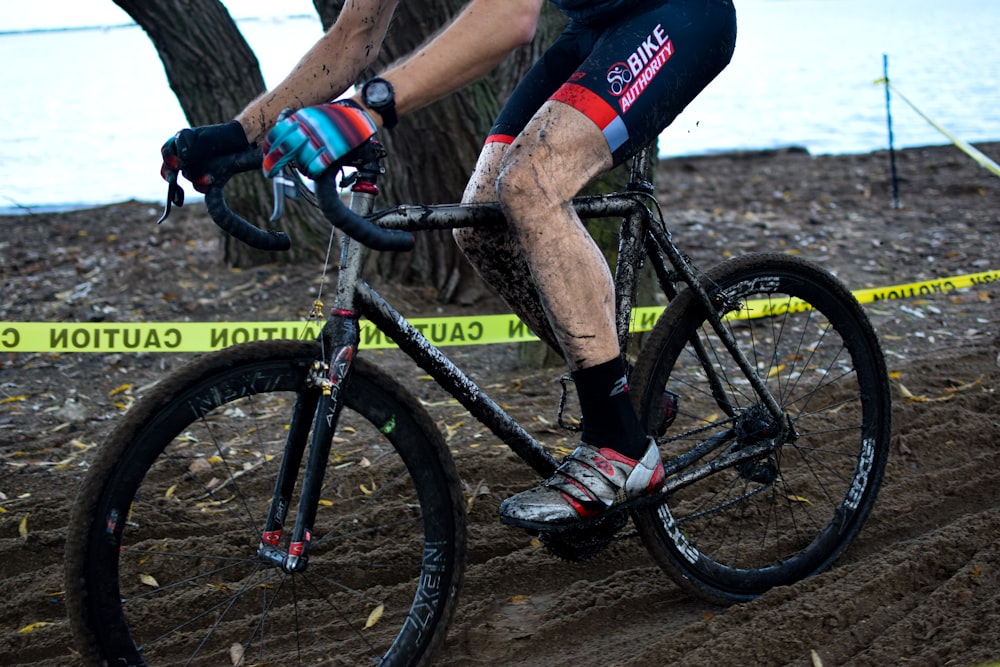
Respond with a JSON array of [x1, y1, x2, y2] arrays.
[[487, 0, 737, 165]]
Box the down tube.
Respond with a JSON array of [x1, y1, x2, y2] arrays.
[[356, 281, 559, 479]]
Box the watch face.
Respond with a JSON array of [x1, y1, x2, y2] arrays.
[[365, 80, 393, 108]]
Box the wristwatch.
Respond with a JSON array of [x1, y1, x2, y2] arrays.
[[361, 77, 398, 130]]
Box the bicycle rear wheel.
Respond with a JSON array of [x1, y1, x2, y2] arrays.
[[65, 340, 465, 666], [631, 253, 890, 604]]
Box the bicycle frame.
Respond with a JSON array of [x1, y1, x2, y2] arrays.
[[258, 144, 787, 571], [334, 149, 669, 474], [69, 138, 891, 664]]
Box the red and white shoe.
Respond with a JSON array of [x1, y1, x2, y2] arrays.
[[499, 438, 665, 531]]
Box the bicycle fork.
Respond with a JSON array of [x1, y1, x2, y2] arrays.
[[255, 156, 384, 572], [257, 314, 360, 573]]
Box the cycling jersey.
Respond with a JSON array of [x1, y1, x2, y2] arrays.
[[487, 0, 737, 166]]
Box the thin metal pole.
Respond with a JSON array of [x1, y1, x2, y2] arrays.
[[883, 54, 901, 209]]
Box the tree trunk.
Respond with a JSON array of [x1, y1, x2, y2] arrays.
[[115, 0, 330, 267], [366, 0, 492, 299]]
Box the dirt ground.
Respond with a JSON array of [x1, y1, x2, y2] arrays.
[[1, 142, 998, 666]]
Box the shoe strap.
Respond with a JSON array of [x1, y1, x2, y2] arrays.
[[544, 445, 631, 509]]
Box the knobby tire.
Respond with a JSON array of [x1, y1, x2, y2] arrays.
[[65, 340, 466, 666], [631, 253, 891, 604]]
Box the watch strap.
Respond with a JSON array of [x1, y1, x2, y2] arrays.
[[362, 77, 398, 130]]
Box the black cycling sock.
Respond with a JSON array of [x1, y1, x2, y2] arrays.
[[572, 357, 648, 459]]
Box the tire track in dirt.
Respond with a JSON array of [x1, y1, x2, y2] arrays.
[[436, 345, 1000, 667]]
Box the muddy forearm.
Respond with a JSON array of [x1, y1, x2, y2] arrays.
[[357, 0, 543, 120], [237, 0, 398, 144]]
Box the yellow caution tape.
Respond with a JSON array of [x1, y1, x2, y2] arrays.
[[2, 269, 996, 353], [0, 314, 538, 353], [876, 78, 1000, 178]]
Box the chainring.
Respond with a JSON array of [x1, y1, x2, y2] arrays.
[[538, 510, 629, 561]]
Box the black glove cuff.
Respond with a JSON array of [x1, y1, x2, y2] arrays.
[[176, 120, 250, 164], [200, 120, 251, 155]]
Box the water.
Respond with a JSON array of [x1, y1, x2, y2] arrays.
[[661, 0, 1000, 157], [1, 0, 998, 212], [0, 13, 322, 212]]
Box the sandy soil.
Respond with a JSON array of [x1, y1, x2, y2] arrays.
[[1, 142, 998, 666]]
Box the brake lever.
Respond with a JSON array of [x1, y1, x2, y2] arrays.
[[157, 169, 185, 224], [269, 167, 300, 222]]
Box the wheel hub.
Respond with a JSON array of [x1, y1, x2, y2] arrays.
[[731, 404, 782, 484]]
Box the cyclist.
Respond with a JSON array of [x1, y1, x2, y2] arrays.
[[162, 0, 737, 531]]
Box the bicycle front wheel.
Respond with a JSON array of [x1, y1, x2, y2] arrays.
[[631, 253, 890, 604], [65, 340, 465, 666]]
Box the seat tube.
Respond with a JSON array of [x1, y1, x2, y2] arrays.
[[613, 204, 651, 356]]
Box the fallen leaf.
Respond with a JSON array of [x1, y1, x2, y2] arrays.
[[139, 574, 160, 588], [188, 458, 212, 474], [897, 376, 982, 403], [18, 621, 52, 634], [443, 420, 464, 442], [465, 479, 490, 512], [19, 514, 28, 538], [230, 642, 245, 666], [364, 604, 384, 629]]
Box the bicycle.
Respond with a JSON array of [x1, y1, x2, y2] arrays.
[[64, 139, 891, 666]]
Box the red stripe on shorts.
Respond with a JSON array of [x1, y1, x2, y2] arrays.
[[484, 133, 516, 146], [550, 82, 619, 130]]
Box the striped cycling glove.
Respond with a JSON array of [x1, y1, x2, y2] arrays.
[[262, 101, 377, 179]]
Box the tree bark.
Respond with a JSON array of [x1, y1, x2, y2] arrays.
[[367, 0, 492, 298], [115, 0, 330, 267]]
